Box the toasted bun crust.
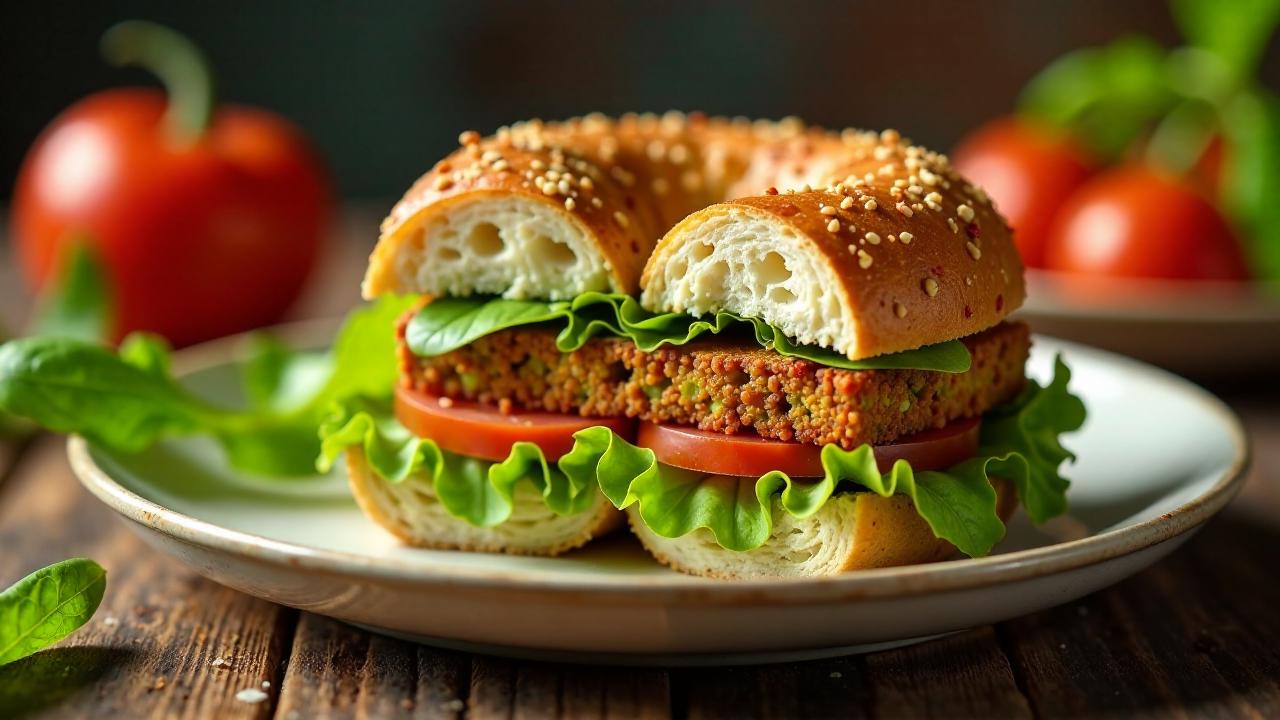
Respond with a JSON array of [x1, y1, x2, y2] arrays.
[[628, 479, 1018, 579], [346, 449, 622, 556], [641, 133, 1025, 360], [363, 114, 1023, 321]]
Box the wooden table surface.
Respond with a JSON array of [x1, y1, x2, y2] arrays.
[[2, 217, 1279, 719]]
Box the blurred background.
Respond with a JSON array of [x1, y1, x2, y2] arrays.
[[1, 1, 1218, 201], [3, 0, 1280, 372]]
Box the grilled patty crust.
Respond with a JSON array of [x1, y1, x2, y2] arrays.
[[398, 320, 1030, 449]]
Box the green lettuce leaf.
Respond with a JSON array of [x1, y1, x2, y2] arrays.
[[590, 356, 1084, 555], [326, 358, 1085, 557], [404, 292, 972, 373], [0, 295, 416, 477], [318, 397, 598, 525], [0, 559, 106, 666]]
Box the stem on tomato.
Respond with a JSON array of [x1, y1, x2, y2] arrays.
[[100, 20, 215, 146]]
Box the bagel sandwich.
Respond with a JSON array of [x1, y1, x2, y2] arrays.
[[322, 113, 1086, 573]]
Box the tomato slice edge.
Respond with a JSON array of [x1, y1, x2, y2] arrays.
[[394, 386, 635, 463], [637, 418, 981, 478]]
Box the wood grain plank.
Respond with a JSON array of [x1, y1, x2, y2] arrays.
[[864, 627, 1032, 719], [999, 512, 1280, 719], [276, 614, 672, 720], [680, 655, 870, 720], [0, 437, 295, 719], [275, 612, 471, 720]]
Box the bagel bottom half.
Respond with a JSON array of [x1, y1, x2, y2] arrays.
[[627, 479, 1018, 579], [345, 448, 623, 556]]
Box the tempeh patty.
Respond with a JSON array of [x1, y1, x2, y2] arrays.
[[398, 320, 1030, 449]]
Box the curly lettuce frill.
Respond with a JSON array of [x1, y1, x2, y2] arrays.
[[402, 292, 973, 373], [317, 397, 600, 526], [319, 358, 1085, 556]]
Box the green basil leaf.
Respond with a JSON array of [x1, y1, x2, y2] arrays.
[[318, 396, 599, 525], [1019, 36, 1176, 158], [1220, 90, 1280, 280], [0, 559, 106, 666], [118, 333, 173, 378], [1171, 0, 1280, 83], [239, 334, 330, 412], [31, 242, 111, 343], [403, 297, 565, 357], [318, 294, 419, 406], [0, 293, 416, 478], [405, 293, 972, 373], [0, 337, 208, 452]]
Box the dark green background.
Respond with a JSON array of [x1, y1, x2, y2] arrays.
[[0, 1, 1248, 201]]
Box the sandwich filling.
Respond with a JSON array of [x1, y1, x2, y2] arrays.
[[319, 295, 1085, 557]]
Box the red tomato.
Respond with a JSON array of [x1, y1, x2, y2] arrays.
[[637, 418, 981, 478], [953, 117, 1096, 267], [394, 387, 636, 462], [11, 26, 330, 347], [1044, 166, 1249, 281]]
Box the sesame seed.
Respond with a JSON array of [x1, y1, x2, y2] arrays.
[[881, 128, 901, 144], [864, 199, 878, 211], [923, 277, 940, 297], [827, 219, 841, 233], [558, 179, 572, 195], [458, 130, 480, 146], [591, 197, 603, 208], [481, 149, 502, 163], [433, 177, 453, 191], [531, 160, 546, 171], [541, 183, 557, 196], [857, 249, 873, 268], [840, 196, 855, 210], [614, 211, 630, 228], [957, 204, 975, 222], [438, 396, 454, 409], [669, 144, 690, 164], [899, 231, 914, 244], [580, 176, 595, 191], [894, 302, 907, 318], [864, 231, 881, 245], [820, 205, 838, 216], [564, 197, 576, 211], [948, 218, 960, 234], [966, 241, 982, 260], [896, 202, 914, 217], [492, 160, 510, 173]]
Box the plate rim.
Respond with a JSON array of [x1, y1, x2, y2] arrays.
[[67, 320, 1251, 605]]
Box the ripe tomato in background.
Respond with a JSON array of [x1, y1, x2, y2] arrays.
[[9, 22, 331, 347], [952, 117, 1096, 268], [1043, 166, 1249, 281]]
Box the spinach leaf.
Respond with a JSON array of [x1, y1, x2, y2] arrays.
[[0, 294, 416, 477], [0, 559, 106, 666], [31, 243, 111, 343], [405, 293, 973, 373]]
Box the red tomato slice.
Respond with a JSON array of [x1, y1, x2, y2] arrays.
[[394, 387, 635, 462], [637, 418, 981, 478]]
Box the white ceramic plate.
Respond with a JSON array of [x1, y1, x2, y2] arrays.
[[1020, 269, 1280, 376], [68, 328, 1249, 665]]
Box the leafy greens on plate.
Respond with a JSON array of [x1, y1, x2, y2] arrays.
[[404, 292, 973, 373], [319, 358, 1084, 556]]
